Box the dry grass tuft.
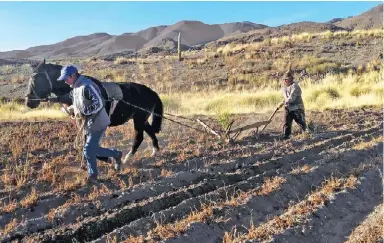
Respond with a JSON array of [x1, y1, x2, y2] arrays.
[[258, 176, 287, 196], [88, 184, 112, 200], [291, 164, 313, 175], [346, 204, 384, 243], [160, 168, 175, 177], [225, 175, 359, 242], [148, 204, 214, 240], [0, 199, 18, 214], [352, 136, 383, 150], [128, 176, 286, 242], [122, 235, 145, 243], [2, 218, 18, 235], [20, 187, 38, 208], [47, 208, 56, 223]]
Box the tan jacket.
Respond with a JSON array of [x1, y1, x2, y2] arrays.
[[282, 81, 305, 111]]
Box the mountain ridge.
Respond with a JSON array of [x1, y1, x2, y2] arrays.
[[0, 3, 381, 60]]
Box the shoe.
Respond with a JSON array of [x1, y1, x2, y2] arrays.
[[111, 151, 123, 172], [86, 175, 98, 184], [305, 128, 313, 134], [281, 135, 290, 140]]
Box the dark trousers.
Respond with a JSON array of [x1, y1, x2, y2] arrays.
[[283, 108, 306, 137]]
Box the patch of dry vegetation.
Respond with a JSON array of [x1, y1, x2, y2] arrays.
[[1, 218, 18, 235], [158, 68, 382, 115], [88, 184, 112, 200], [216, 29, 383, 57], [225, 177, 287, 207], [0, 199, 18, 215], [224, 175, 358, 242], [149, 204, 214, 240], [352, 136, 383, 150], [20, 187, 38, 208], [0, 101, 66, 121], [125, 176, 286, 242], [160, 168, 174, 177], [345, 204, 384, 243], [290, 164, 313, 175]]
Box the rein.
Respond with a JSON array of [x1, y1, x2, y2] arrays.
[[27, 70, 222, 138], [26, 68, 74, 118]]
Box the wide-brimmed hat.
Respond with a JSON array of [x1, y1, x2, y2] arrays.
[[283, 70, 293, 80]]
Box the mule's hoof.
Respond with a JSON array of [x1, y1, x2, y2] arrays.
[[151, 148, 160, 157], [130, 162, 142, 169], [123, 151, 134, 164]]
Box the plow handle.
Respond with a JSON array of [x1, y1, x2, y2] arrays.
[[259, 100, 284, 134]]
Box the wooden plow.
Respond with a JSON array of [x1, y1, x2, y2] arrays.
[[194, 104, 282, 142], [54, 95, 283, 143]]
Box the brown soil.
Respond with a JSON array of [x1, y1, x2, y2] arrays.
[[0, 106, 382, 242]]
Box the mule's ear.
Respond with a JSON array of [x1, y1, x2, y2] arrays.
[[30, 61, 39, 70], [34, 59, 44, 71]]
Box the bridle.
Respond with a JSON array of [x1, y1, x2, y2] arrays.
[[25, 67, 74, 117], [26, 69, 54, 101]]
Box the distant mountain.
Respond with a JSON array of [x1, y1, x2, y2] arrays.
[[0, 3, 381, 60], [135, 26, 168, 41], [335, 4, 383, 30], [143, 21, 267, 48], [327, 18, 345, 24], [0, 21, 267, 60], [272, 21, 345, 34], [213, 21, 346, 46], [208, 4, 383, 47]]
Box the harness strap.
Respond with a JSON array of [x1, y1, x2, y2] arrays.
[[44, 70, 53, 92], [109, 99, 119, 118]]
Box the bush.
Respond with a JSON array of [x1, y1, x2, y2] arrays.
[[306, 62, 340, 75], [204, 98, 230, 113], [216, 112, 233, 130], [114, 57, 131, 65], [307, 86, 341, 103], [236, 94, 281, 109], [349, 85, 372, 97], [161, 96, 182, 113]]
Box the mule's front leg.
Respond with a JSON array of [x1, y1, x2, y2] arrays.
[[123, 129, 144, 164]]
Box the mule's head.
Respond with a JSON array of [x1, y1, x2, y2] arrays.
[[25, 59, 69, 108]]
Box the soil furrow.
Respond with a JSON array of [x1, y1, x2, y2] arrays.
[[9, 128, 382, 242]]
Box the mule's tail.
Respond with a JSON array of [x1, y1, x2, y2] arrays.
[[152, 92, 163, 133]]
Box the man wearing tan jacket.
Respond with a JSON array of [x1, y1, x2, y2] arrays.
[[279, 70, 307, 139]]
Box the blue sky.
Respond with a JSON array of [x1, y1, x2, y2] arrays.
[[0, 1, 380, 52]]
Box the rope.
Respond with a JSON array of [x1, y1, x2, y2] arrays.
[[72, 112, 87, 170], [163, 111, 197, 123], [117, 99, 223, 136], [27, 96, 222, 138], [24, 98, 48, 101], [73, 113, 86, 149]]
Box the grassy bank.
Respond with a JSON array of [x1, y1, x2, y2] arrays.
[[0, 70, 382, 121], [161, 69, 383, 115], [0, 102, 67, 121]]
